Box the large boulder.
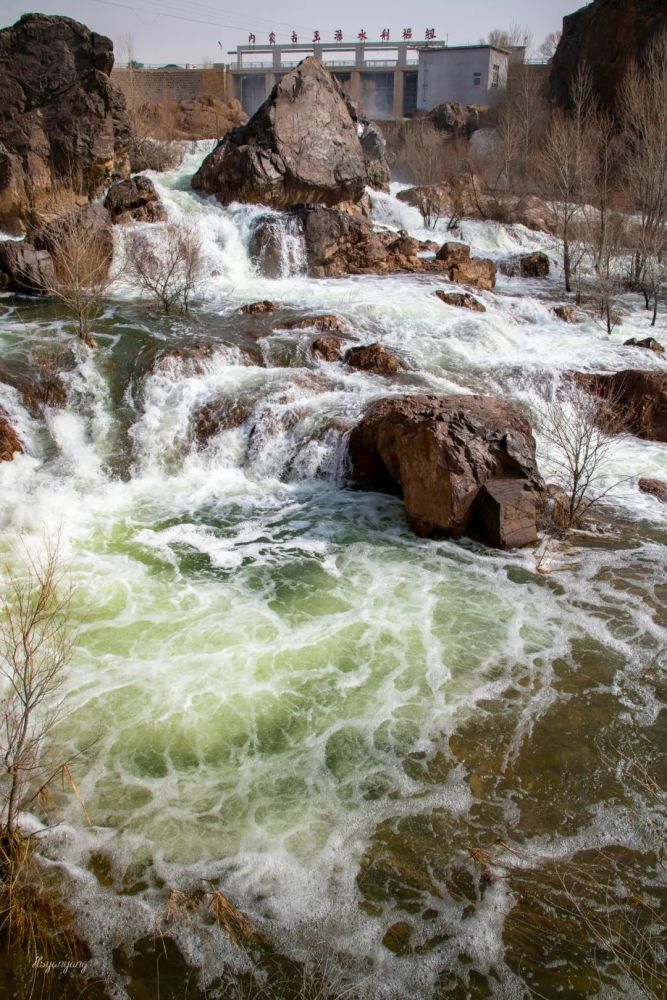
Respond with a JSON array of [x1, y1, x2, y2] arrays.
[[550, 0, 667, 114], [345, 344, 402, 376], [624, 336, 664, 355], [499, 252, 550, 279], [573, 370, 667, 442], [638, 478, 667, 502], [0, 14, 131, 234], [0, 410, 23, 462], [104, 175, 167, 224], [0, 240, 54, 293], [348, 394, 543, 547], [191, 58, 389, 209]]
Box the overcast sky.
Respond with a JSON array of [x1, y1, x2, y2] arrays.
[[2, 0, 578, 63]]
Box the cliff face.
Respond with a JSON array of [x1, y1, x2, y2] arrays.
[[0, 13, 132, 233], [549, 0, 667, 112]]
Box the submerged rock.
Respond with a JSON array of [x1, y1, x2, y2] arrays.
[[191, 58, 389, 209], [624, 336, 664, 355], [0, 13, 131, 234], [638, 477, 667, 502], [348, 394, 542, 546], [345, 344, 402, 376], [435, 290, 486, 312], [240, 301, 276, 315], [283, 315, 346, 333], [0, 240, 54, 294], [311, 336, 344, 362], [553, 305, 579, 323], [500, 252, 550, 279], [104, 175, 167, 224], [0, 409, 22, 462], [573, 370, 667, 442]]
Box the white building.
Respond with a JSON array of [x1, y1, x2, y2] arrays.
[[417, 45, 510, 110]]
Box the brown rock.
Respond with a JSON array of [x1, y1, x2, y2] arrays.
[[240, 301, 275, 314], [104, 175, 167, 224], [500, 252, 550, 278], [573, 370, 667, 442], [436, 241, 471, 265], [554, 305, 579, 323], [345, 344, 402, 376], [435, 290, 486, 312], [311, 336, 344, 361], [348, 394, 543, 545], [474, 479, 538, 549], [0, 240, 54, 294], [638, 478, 667, 502], [192, 58, 389, 209], [193, 398, 252, 444], [30, 202, 114, 273], [447, 256, 496, 291], [624, 336, 664, 355], [0, 14, 131, 233], [0, 409, 22, 462], [284, 315, 346, 333], [133, 95, 247, 142]]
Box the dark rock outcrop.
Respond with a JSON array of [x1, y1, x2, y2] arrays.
[[104, 175, 167, 224], [0, 240, 54, 293], [499, 251, 550, 278], [31, 202, 113, 263], [435, 290, 486, 312], [427, 102, 482, 136], [0, 13, 131, 234], [624, 336, 664, 355], [345, 344, 402, 376], [574, 369, 667, 442], [550, 0, 667, 114], [0, 410, 22, 462], [240, 301, 275, 314], [638, 477, 667, 502], [348, 394, 542, 546], [311, 336, 344, 361], [192, 57, 389, 209]]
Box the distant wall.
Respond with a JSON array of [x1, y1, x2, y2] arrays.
[[112, 67, 231, 104]]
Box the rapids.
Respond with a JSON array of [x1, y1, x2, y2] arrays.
[[0, 144, 665, 998]]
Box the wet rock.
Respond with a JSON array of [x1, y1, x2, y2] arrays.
[[30, 202, 114, 272], [446, 256, 496, 291], [345, 344, 402, 376], [499, 252, 550, 278], [382, 921, 413, 956], [554, 305, 579, 323], [474, 479, 538, 549], [573, 370, 667, 442], [311, 336, 344, 362], [240, 301, 275, 315], [0, 409, 22, 462], [0, 240, 54, 294], [0, 13, 131, 234], [624, 336, 664, 355], [638, 477, 667, 502], [283, 315, 346, 333], [247, 217, 285, 278], [192, 397, 253, 444], [292, 205, 390, 278], [104, 175, 167, 224], [192, 58, 389, 209], [436, 241, 471, 265], [435, 290, 486, 312], [348, 393, 543, 545]]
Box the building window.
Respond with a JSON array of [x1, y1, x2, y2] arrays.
[[473, 71, 481, 86], [491, 63, 500, 88]]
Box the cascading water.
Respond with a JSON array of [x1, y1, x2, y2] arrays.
[[0, 145, 665, 998]]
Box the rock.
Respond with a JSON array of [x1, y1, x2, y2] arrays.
[[550, 0, 667, 115], [284, 315, 346, 333], [29, 202, 114, 278], [446, 256, 496, 291], [345, 344, 402, 376], [573, 370, 667, 442], [240, 301, 275, 314], [624, 336, 664, 354], [500, 252, 550, 278], [436, 242, 471, 265], [638, 477, 667, 502], [0, 13, 131, 234], [435, 290, 486, 312], [292, 205, 391, 278], [0, 409, 22, 462], [104, 175, 167, 224], [192, 58, 389, 209], [247, 218, 285, 279], [132, 95, 247, 142], [554, 305, 579, 323], [0, 240, 54, 293], [348, 394, 542, 545], [311, 336, 344, 361], [193, 398, 253, 444], [427, 102, 481, 136], [474, 479, 538, 549]]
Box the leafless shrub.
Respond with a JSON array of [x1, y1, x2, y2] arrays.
[[396, 124, 469, 229], [125, 221, 204, 314], [541, 380, 625, 529]]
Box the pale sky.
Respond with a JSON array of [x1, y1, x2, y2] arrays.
[[1, 0, 577, 64]]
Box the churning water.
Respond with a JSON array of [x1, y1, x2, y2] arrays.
[[0, 145, 665, 998]]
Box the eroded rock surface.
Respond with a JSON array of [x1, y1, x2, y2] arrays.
[[104, 175, 167, 224], [574, 370, 667, 442], [345, 344, 402, 376]]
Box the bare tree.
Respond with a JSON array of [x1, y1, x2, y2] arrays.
[[538, 31, 562, 62], [481, 23, 532, 60], [395, 123, 464, 229], [620, 30, 667, 320], [34, 208, 114, 347], [541, 380, 624, 529], [0, 543, 72, 839], [125, 220, 204, 314]]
